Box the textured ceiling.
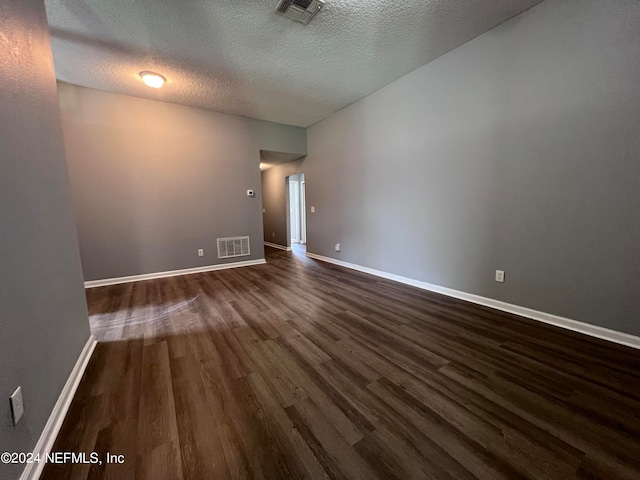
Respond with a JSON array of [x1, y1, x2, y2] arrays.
[[45, 0, 544, 127]]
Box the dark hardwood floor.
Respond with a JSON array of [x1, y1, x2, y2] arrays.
[[41, 247, 640, 479]]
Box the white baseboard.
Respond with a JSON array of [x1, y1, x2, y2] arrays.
[[20, 336, 97, 480], [306, 252, 640, 350], [264, 242, 292, 252], [84, 259, 267, 288]]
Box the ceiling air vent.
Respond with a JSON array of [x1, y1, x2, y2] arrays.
[[217, 236, 250, 259], [275, 0, 325, 25]]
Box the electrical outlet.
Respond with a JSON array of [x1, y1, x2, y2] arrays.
[[263, 208, 266, 213], [247, 189, 254, 197], [311, 206, 315, 213], [335, 243, 341, 252], [495, 270, 505, 283], [197, 249, 204, 257], [272, 232, 275, 237], [10, 386, 24, 425]]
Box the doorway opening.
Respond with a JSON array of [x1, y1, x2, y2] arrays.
[[287, 173, 306, 254]]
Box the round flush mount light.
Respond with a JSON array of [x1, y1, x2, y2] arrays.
[[140, 71, 166, 88]]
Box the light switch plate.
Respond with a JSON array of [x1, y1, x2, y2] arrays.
[[10, 386, 24, 425]]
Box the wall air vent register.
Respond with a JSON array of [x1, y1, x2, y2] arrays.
[[217, 236, 251, 259]]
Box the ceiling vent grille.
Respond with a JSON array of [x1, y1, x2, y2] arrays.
[[217, 236, 250, 259], [275, 0, 325, 25]]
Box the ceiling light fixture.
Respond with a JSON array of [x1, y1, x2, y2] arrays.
[[140, 71, 166, 88]]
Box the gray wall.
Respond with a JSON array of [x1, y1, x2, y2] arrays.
[[262, 159, 305, 248], [0, 1, 91, 478], [58, 84, 306, 281], [304, 0, 640, 336]]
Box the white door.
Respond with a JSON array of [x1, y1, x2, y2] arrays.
[[300, 177, 306, 244], [289, 180, 300, 243]]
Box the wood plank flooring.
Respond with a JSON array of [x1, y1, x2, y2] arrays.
[[41, 247, 640, 479]]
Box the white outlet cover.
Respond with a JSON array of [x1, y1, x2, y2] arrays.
[[310, 206, 315, 213], [10, 386, 24, 425], [335, 243, 341, 252], [198, 249, 204, 257], [495, 270, 505, 283]]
